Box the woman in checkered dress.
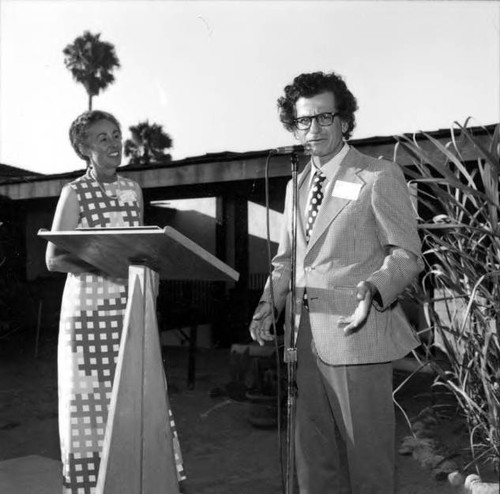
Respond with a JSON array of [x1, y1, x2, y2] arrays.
[[46, 111, 185, 493]]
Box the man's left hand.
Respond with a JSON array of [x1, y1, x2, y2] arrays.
[[338, 281, 377, 335]]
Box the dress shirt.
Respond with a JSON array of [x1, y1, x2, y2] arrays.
[[304, 142, 350, 217]]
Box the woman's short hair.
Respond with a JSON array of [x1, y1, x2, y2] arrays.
[[277, 71, 358, 139], [69, 110, 121, 163]]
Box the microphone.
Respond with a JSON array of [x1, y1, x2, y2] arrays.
[[273, 145, 305, 154]]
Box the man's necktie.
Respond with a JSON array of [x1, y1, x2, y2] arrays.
[[305, 170, 326, 242], [303, 169, 326, 310]]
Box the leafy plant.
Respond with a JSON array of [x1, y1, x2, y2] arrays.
[[394, 121, 500, 476]]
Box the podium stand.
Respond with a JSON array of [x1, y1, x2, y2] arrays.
[[39, 226, 239, 494]]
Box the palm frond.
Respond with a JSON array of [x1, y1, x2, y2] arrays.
[[124, 121, 173, 166], [62, 31, 120, 108]]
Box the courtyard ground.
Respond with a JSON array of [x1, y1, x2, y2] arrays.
[[0, 333, 476, 494]]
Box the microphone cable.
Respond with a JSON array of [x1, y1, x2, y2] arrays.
[[263, 149, 286, 494]]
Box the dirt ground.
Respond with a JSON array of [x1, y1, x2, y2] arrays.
[[0, 333, 480, 494]]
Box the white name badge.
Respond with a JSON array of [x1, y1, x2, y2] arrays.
[[332, 180, 362, 200]]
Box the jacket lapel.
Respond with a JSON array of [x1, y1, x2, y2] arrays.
[[297, 164, 312, 247], [306, 149, 366, 250]]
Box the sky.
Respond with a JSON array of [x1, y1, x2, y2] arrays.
[[0, 0, 499, 175]]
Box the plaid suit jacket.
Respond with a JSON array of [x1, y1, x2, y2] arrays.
[[261, 147, 423, 365]]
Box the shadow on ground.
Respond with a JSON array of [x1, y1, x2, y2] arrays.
[[0, 336, 460, 494]]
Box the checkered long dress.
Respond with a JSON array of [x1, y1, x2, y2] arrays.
[[57, 171, 185, 493]]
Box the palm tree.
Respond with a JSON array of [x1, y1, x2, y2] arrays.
[[124, 121, 173, 166], [63, 31, 120, 111]]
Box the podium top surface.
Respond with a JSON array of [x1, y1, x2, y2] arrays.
[[39, 226, 239, 282]]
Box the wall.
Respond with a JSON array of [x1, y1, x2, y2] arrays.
[[247, 200, 282, 278], [150, 198, 216, 255]]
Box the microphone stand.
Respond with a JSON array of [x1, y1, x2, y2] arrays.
[[285, 151, 300, 494]]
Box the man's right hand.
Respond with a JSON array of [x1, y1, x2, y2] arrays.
[[249, 301, 275, 346]]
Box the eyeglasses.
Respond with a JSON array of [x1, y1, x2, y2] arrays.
[[293, 112, 339, 131]]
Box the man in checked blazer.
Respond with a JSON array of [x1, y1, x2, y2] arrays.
[[249, 71, 423, 494]]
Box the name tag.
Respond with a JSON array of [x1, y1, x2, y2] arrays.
[[332, 180, 362, 200]]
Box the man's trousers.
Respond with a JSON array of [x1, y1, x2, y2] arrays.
[[295, 309, 395, 494]]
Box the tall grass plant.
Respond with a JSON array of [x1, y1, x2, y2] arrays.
[[394, 121, 500, 477]]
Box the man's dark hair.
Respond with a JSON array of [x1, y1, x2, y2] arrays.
[[277, 71, 358, 139], [69, 110, 121, 163]]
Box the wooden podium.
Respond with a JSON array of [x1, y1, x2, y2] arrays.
[[39, 226, 239, 494]]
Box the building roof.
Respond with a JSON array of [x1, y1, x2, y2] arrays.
[[0, 162, 43, 184], [122, 122, 499, 171], [0, 123, 497, 200]]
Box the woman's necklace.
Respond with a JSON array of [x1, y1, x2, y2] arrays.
[[89, 168, 120, 200]]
